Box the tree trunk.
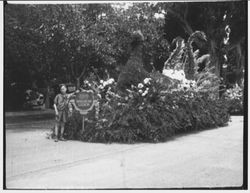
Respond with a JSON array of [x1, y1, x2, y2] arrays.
[[45, 85, 50, 109], [76, 77, 81, 90], [76, 64, 87, 90], [210, 40, 220, 76]]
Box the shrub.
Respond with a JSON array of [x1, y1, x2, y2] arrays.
[[223, 84, 243, 115], [116, 31, 149, 92], [64, 78, 230, 143]]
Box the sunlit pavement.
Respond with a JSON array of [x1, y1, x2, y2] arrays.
[[5, 115, 243, 189]]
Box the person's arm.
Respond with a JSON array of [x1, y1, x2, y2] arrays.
[[66, 90, 80, 99], [54, 104, 59, 115], [67, 92, 75, 98], [54, 95, 59, 115]]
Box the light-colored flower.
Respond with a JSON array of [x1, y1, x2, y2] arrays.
[[143, 78, 151, 84], [138, 83, 144, 89], [97, 94, 102, 99], [98, 85, 104, 89], [103, 81, 108, 87], [100, 80, 104, 84], [107, 78, 115, 84], [202, 80, 210, 86], [142, 90, 148, 97], [126, 89, 133, 93], [139, 89, 143, 93], [101, 118, 108, 122], [102, 78, 115, 87]]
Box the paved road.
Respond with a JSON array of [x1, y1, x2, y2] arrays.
[[5, 109, 54, 124], [5, 115, 243, 189]]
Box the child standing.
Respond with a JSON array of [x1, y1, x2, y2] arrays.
[[53, 84, 72, 142]]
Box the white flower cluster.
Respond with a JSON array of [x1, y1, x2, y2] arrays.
[[137, 78, 152, 97], [100, 118, 108, 122], [197, 79, 214, 90], [142, 88, 149, 97], [225, 84, 242, 100], [117, 102, 127, 106], [99, 78, 115, 89], [162, 69, 186, 82], [138, 83, 144, 89], [83, 80, 91, 87], [106, 89, 121, 99], [162, 69, 197, 91], [178, 79, 196, 90], [143, 78, 151, 84]]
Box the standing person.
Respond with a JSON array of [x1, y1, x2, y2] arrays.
[[53, 84, 73, 142]]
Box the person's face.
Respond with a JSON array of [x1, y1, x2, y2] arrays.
[[60, 86, 67, 94]]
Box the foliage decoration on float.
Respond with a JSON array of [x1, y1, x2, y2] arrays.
[[64, 76, 230, 143]]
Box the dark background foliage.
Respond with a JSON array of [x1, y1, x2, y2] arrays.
[[4, 2, 246, 110]]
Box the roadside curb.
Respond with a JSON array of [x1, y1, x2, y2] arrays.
[[5, 109, 54, 118]]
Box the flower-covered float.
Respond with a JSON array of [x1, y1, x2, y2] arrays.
[[60, 31, 232, 143]]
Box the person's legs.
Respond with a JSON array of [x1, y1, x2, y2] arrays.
[[54, 122, 59, 142], [54, 111, 62, 142], [59, 111, 67, 141], [59, 123, 66, 141], [60, 123, 65, 136]]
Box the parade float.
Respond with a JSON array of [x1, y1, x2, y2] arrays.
[[61, 30, 231, 143]]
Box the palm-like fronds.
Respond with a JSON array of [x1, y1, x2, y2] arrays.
[[189, 31, 207, 43], [184, 31, 207, 80], [163, 36, 185, 70]]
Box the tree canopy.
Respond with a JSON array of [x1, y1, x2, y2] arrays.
[[5, 3, 168, 89], [5, 1, 246, 91]]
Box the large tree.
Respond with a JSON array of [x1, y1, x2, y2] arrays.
[[5, 3, 169, 108]]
